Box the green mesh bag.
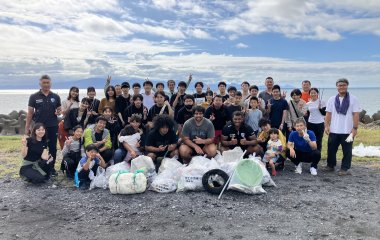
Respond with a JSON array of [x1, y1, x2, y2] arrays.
[[233, 159, 263, 187]]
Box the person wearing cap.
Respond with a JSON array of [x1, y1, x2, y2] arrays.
[[115, 82, 131, 126], [324, 78, 361, 176]]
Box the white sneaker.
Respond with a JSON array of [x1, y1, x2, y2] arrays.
[[310, 167, 317, 176], [295, 163, 302, 174]]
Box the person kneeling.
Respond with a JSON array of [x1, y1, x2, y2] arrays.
[[61, 125, 85, 178], [76, 144, 107, 185], [179, 106, 217, 164], [145, 115, 178, 171], [287, 118, 321, 175], [20, 123, 53, 184], [262, 128, 284, 176], [221, 111, 263, 157]]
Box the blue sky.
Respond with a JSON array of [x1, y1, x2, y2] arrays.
[[0, 0, 380, 88]]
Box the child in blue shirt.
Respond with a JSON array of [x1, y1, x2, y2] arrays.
[[76, 144, 107, 183]]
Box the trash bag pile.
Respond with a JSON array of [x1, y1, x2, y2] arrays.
[[85, 147, 276, 195], [352, 143, 380, 157]]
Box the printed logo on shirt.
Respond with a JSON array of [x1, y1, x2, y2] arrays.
[[51, 98, 56, 103], [36, 99, 43, 104]]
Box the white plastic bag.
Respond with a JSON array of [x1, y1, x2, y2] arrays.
[[131, 156, 157, 185], [106, 161, 130, 182], [150, 158, 184, 193], [177, 157, 220, 192], [222, 147, 244, 163], [109, 170, 147, 194], [352, 143, 380, 157], [89, 167, 108, 190], [158, 157, 183, 174]]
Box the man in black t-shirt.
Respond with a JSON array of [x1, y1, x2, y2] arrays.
[[176, 94, 195, 136], [204, 95, 229, 144], [147, 91, 174, 129], [115, 82, 131, 126], [86, 87, 100, 125], [146, 115, 178, 168], [25, 75, 61, 175], [267, 85, 289, 131], [221, 111, 263, 157], [124, 94, 148, 124], [170, 81, 187, 120]]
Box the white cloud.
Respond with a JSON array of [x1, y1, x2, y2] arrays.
[[236, 43, 248, 49], [217, 0, 380, 41], [152, 0, 177, 10], [188, 28, 213, 39]]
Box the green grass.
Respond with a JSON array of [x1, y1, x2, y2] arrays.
[[0, 128, 379, 179], [321, 128, 380, 162]]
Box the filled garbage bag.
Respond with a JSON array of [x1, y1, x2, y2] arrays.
[[109, 170, 147, 194]]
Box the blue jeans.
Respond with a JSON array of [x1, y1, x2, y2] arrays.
[[114, 148, 127, 164]]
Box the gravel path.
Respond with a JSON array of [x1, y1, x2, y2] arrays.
[[0, 161, 379, 240]]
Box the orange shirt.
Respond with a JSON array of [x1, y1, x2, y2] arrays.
[[301, 92, 310, 102]]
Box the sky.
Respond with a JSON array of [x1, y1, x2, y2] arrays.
[[0, 0, 380, 89]]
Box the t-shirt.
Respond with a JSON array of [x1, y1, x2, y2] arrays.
[[245, 109, 262, 132], [204, 105, 229, 130], [269, 98, 289, 128], [146, 130, 177, 151], [288, 130, 316, 153], [141, 92, 155, 110], [258, 91, 273, 106], [170, 93, 186, 118], [301, 92, 311, 102], [176, 106, 194, 125], [115, 95, 131, 115], [226, 105, 243, 121], [182, 118, 215, 141], [326, 94, 361, 134], [28, 90, 61, 127], [24, 138, 47, 162], [124, 104, 148, 124], [77, 156, 100, 173], [147, 105, 169, 122], [222, 123, 255, 149], [193, 93, 206, 105], [221, 94, 229, 102], [306, 100, 326, 124]]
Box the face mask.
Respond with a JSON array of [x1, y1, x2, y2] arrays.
[[185, 104, 193, 110]]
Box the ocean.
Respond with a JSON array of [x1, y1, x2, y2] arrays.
[[0, 88, 379, 115]]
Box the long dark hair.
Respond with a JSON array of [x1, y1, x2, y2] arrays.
[[67, 86, 79, 102], [30, 122, 47, 143], [105, 86, 116, 100]]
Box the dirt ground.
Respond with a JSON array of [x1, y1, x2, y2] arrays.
[[0, 160, 379, 240]]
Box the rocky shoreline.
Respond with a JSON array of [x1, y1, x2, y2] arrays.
[[0, 109, 379, 136]]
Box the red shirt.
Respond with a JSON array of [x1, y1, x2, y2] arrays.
[[301, 92, 310, 102]]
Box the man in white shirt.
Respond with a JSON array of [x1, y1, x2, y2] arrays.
[[325, 78, 361, 176], [141, 80, 155, 109]]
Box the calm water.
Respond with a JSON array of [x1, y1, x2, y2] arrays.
[[0, 88, 379, 115]]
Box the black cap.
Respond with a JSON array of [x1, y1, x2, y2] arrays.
[[121, 82, 130, 88]]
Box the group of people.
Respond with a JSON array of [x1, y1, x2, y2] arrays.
[[20, 74, 360, 184]]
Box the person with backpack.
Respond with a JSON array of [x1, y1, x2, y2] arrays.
[[61, 125, 85, 178]]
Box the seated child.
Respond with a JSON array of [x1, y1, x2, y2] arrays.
[[263, 128, 283, 176], [76, 144, 107, 186], [118, 125, 142, 162]]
